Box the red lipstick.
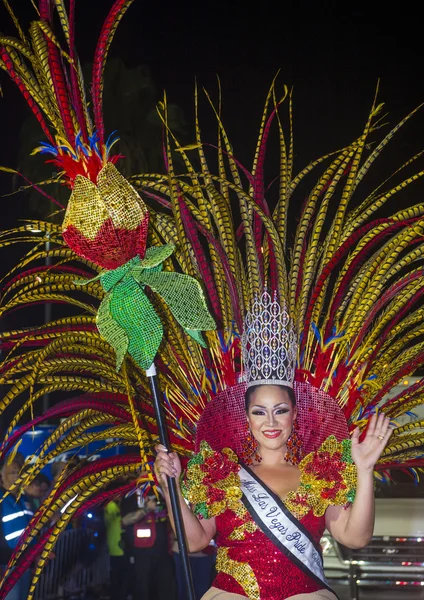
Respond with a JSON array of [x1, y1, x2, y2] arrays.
[[262, 430, 282, 439]]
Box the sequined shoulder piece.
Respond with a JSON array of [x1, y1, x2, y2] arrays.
[[285, 435, 357, 519], [181, 441, 242, 519]]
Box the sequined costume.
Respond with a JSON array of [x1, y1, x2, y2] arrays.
[[1, 1, 424, 598], [182, 438, 356, 599]]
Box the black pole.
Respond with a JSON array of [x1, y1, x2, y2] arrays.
[[146, 363, 196, 600]]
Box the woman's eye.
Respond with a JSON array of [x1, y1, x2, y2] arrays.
[[276, 409, 289, 415], [252, 410, 265, 416]]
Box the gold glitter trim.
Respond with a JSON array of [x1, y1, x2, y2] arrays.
[[228, 520, 258, 541], [216, 547, 260, 600]]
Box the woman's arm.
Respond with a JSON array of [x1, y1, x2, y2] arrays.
[[325, 469, 374, 548], [121, 508, 147, 527], [154, 445, 216, 552], [325, 413, 393, 549]]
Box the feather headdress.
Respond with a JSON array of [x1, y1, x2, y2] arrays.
[[1, 2, 424, 597]]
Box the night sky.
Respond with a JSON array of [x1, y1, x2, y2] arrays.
[[1, 1, 424, 184]]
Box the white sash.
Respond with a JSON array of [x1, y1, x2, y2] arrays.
[[239, 465, 330, 589]]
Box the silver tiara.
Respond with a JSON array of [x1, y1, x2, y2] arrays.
[[241, 290, 297, 389]]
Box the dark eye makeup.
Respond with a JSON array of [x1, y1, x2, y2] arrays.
[[251, 407, 290, 416]]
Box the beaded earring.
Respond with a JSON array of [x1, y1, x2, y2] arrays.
[[241, 421, 262, 465], [284, 419, 304, 465]]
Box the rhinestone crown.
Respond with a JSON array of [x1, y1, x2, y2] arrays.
[[242, 290, 297, 388]]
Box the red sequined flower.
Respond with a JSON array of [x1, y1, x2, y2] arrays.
[[305, 451, 344, 483], [202, 452, 239, 485], [62, 163, 149, 270]]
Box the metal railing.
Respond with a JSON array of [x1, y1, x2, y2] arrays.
[[34, 528, 109, 599]]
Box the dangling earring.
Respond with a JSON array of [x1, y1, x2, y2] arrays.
[[284, 419, 304, 465], [241, 421, 262, 465]]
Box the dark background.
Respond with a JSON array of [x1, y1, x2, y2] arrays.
[[1, 0, 424, 197]]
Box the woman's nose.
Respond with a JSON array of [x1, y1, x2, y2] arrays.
[[266, 412, 276, 426]]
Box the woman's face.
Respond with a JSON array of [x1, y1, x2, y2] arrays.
[[1, 462, 21, 491], [246, 385, 297, 453]]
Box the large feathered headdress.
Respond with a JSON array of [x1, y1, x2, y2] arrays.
[[1, 2, 424, 597]]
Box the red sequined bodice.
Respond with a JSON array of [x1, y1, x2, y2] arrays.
[[182, 438, 356, 599], [213, 507, 326, 599]]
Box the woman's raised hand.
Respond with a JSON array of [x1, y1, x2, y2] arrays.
[[154, 444, 182, 492], [351, 413, 394, 473]]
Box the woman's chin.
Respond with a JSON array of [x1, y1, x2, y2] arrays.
[[258, 436, 287, 452]]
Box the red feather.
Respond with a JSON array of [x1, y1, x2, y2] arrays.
[[301, 218, 413, 346], [92, 0, 135, 147], [324, 219, 418, 337], [351, 267, 424, 357], [192, 212, 243, 332], [178, 195, 222, 324], [0, 529, 53, 600], [367, 351, 424, 411], [364, 291, 424, 373], [0, 47, 54, 144], [252, 104, 283, 286], [38, 0, 53, 20], [383, 378, 424, 417], [67, 2, 89, 143], [74, 481, 136, 515], [43, 35, 75, 144], [50, 455, 142, 502], [0, 395, 132, 461]]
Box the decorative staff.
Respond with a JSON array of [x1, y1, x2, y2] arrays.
[[62, 162, 216, 600]]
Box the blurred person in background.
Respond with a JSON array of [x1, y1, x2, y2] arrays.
[[0, 452, 34, 600], [104, 494, 128, 600], [121, 486, 177, 600], [50, 460, 68, 487], [24, 472, 51, 511]]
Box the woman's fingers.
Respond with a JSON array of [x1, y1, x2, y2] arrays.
[[366, 413, 392, 442], [157, 464, 176, 479], [350, 427, 360, 445], [154, 446, 182, 492], [154, 453, 178, 483], [374, 414, 390, 441], [155, 444, 168, 453], [366, 413, 378, 436], [156, 455, 177, 472]]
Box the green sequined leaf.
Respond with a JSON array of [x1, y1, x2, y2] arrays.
[[74, 273, 102, 286], [187, 452, 205, 468], [194, 502, 209, 520], [347, 490, 356, 503], [138, 244, 175, 269], [184, 329, 206, 347], [139, 271, 216, 331], [100, 258, 137, 292], [131, 262, 163, 281], [341, 438, 353, 463], [96, 293, 129, 371], [110, 278, 163, 370]]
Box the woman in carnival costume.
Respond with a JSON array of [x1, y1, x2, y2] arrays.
[[154, 291, 393, 600], [0, 1, 424, 599]]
